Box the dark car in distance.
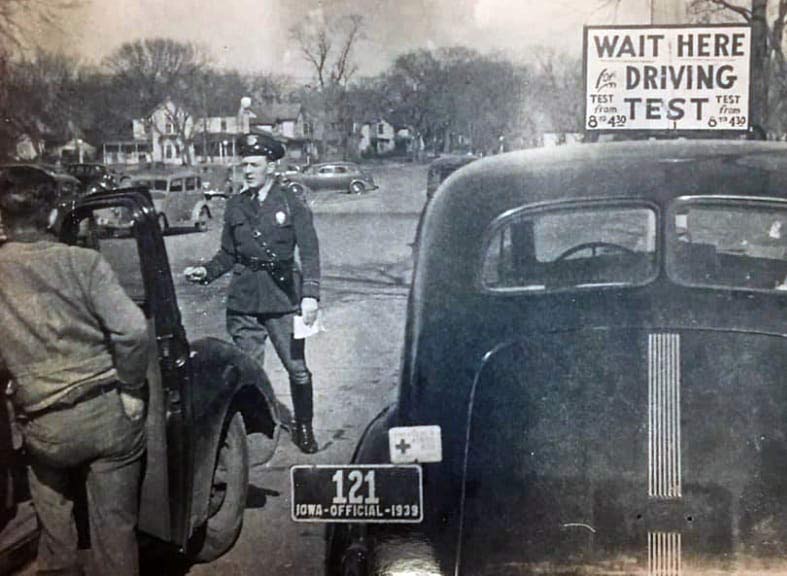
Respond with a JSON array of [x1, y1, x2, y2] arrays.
[[288, 162, 377, 195], [65, 162, 118, 192], [425, 154, 478, 200], [327, 140, 787, 575], [0, 188, 282, 572]]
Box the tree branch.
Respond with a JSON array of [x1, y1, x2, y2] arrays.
[[704, 0, 751, 21]]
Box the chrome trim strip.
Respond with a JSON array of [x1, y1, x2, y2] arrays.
[[648, 333, 681, 498], [648, 531, 682, 576]]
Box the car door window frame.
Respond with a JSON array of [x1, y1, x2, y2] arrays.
[[666, 195, 787, 294], [477, 198, 662, 295]]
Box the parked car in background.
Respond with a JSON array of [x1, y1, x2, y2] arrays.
[[0, 188, 281, 573], [1, 164, 82, 198], [223, 163, 244, 196], [126, 169, 212, 232], [425, 154, 478, 200], [328, 140, 787, 576], [65, 162, 118, 193], [288, 162, 377, 195]]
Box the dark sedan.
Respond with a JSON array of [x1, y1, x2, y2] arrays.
[[327, 140, 787, 575], [65, 162, 118, 192], [425, 154, 478, 199], [288, 162, 377, 195]]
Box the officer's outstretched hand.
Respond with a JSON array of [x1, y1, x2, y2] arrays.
[[184, 266, 208, 283], [301, 297, 319, 326]]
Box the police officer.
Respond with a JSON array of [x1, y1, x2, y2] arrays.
[[185, 133, 321, 454]]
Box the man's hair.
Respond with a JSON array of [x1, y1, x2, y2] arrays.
[[0, 172, 58, 229]]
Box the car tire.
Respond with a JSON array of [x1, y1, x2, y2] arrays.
[[195, 207, 210, 232], [157, 214, 169, 235], [349, 181, 365, 194], [189, 412, 249, 563]]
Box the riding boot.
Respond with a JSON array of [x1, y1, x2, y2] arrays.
[[291, 375, 318, 454]]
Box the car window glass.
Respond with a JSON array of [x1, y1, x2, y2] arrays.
[[667, 199, 787, 292], [482, 204, 657, 292], [318, 166, 334, 174], [185, 177, 196, 190], [72, 208, 146, 304], [169, 179, 183, 192], [150, 179, 167, 191], [333, 166, 348, 174]]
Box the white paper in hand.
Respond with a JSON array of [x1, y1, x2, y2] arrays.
[[293, 313, 324, 339]]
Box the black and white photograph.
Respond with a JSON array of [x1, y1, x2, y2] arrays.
[[1, 1, 787, 575]]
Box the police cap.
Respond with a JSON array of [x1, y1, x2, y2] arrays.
[[237, 133, 285, 161]]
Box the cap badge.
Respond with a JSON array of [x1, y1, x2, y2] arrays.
[[275, 211, 287, 225]]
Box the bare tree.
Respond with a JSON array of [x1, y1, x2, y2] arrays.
[[290, 13, 364, 90], [106, 39, 210, 164], [0, 50, 82, 160], [289, 13, 365, 159]]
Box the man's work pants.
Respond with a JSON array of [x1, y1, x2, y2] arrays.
[[21, 388, 145, 576]]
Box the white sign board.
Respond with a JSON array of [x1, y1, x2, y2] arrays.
[[584, 25, 751, 131]]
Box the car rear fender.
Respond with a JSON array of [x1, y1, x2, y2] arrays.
[[187, 338, 279, 534], [190, 201, 210, 223]]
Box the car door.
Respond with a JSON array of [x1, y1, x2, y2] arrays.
[[316, 165, 337, 189], [164, 177, 185, 224], [332, 165, 351, 189], [59, 190, 195, 549], [183, 176, 202, 223]]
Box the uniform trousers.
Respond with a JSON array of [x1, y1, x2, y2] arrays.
[[226, 310, 313, 421], [20, 387, 144, 576]]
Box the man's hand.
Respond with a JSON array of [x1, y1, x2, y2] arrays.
[[301, 297, 319, 326], [184, 266, 208, 283], [119, 389, 146, 422]]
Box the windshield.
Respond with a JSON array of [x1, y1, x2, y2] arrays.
[[482, 202, 658, 292], [667, 199, 787, 292]]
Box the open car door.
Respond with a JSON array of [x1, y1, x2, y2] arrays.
[[58, 188, 195, 551]]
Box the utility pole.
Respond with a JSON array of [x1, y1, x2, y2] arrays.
[[750, 0, 769, 135]]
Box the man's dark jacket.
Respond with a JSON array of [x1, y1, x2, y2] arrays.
[[204, 181, 320, 314]]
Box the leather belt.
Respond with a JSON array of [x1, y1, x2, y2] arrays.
[[22, 381, 118, 420], [239, 256, 293, 272]]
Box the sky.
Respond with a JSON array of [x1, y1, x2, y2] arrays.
[[25, 0, 655, 78]]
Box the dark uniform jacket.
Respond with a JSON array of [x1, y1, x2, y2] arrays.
[[204, 180, 320, 314]]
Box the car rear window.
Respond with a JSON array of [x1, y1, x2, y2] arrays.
[[667, 198, 787, 292], [481, 202, 658, 292], [141, 179, 168, 191]]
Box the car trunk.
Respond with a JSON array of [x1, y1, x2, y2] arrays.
[[458, 328, 787, 575]]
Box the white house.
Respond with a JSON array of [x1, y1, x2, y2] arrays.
[[358, 118, 396, 155], [119, 98, 313, 166]]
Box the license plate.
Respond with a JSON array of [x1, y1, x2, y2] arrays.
[[290, 464, 423, 523]]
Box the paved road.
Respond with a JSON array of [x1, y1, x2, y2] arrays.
[[168, 161, 426, 575]]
